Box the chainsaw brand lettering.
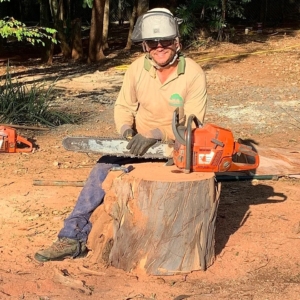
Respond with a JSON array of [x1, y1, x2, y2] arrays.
[[169, 93, 183, 107]]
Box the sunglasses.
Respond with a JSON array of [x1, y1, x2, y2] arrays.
[[145, 39, 174, 49]]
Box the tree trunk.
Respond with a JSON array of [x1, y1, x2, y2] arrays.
[[125, 0, 148, 50], [118, 0, 124, 25], [49, 0, 71, 59], [88, 0, 106, 63], [40, 0, 54, 64], [217, 0, 226, 41], [125, 0, 137, 50], [137, 0, 149, 16], [259, 0, 266, 22], [71, 18, 83, 60], [102, 0, 110, 50], [56, 20, 72, 58], [87, 162, 221, 275]]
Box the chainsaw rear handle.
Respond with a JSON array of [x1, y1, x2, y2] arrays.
[[16, 135, 33, 153], [235, 143, 259, 158], [229, 142, 260, 171]]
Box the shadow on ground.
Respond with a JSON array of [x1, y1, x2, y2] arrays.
[[215, 180, 287, 255]]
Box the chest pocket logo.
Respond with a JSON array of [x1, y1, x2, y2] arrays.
[[169, 93, 184, 107]]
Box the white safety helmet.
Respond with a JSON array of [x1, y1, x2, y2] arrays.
[[131, 8, 183, 42]]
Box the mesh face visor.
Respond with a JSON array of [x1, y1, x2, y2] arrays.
[[131, 11, 182, 43]]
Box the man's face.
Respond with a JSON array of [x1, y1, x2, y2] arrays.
[[145, 39, 179, 67]]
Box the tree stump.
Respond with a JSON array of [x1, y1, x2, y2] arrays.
[[87, 162, 221, 275]]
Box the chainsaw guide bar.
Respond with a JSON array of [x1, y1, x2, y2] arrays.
[[62, 137, 174, 159]]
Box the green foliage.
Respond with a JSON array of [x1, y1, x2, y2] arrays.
[[226, 0, 252, 19], [209, 11, 226, 31], [0, 17, 57, 46], [176, 0, 219, 40], [176, 5, 196, 38], [208, 0, 252, 41], [82, 0, 93, 9], [0, 66, 78, 127], [208, 0, 251, 24], [0, 0, 57, 46], [176, 0, 253, 42]]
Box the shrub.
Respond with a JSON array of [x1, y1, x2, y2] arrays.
[[0, 66, 78, 127]]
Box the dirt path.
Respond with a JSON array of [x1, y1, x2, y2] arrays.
[[0, 31, 300, 299]]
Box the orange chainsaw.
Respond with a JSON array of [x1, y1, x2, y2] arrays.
[[171, 108, 259, 173], [62, 109, 259, 173], [0, 126, 33, 153]]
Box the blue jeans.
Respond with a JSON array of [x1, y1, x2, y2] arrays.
[[58, 156, 166, 242]]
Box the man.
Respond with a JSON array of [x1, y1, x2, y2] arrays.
[[34, 7, 207, 262]]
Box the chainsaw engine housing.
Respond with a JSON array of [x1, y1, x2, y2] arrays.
[[173, 124, 237, 172], [172, 108, 259, 173]]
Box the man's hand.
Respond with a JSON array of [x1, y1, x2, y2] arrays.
[[126, 134, 157, 156], [122, 128, 137, 140]]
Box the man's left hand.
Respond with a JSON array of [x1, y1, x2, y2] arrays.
[[126, 134, 157, 156]]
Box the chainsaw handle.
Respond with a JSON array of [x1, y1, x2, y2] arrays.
[[235, 143, 258, 158], [229, 142, 260, 172], [16, 135, 33, 153], [229, 155, 260, 172]]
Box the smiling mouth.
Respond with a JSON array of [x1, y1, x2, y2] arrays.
[[155, 50, 169, 56]]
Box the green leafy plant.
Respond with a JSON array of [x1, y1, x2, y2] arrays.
[[0, 0, 57, 46], [83, 0, 93, 9], [0, 66, 79, 127], [176, 4, 196, 39], [0, 17, 57, 46]]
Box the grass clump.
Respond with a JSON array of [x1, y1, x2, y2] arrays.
[[0, 66, 79, 127]]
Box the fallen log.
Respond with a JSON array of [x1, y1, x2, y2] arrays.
[[87, 162, 221, 275], [252, 145, 300, 175], [0, 123, 49, 131], [33, 180, 86, 187]]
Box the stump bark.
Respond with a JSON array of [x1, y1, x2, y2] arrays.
[[87, 162, 221, 275]]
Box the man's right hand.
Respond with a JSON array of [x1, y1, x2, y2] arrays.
[[126, 134, 157, 156], [122, 128, 137, 140]]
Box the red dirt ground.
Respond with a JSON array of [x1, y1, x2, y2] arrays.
[[0, 28, 300, 299]]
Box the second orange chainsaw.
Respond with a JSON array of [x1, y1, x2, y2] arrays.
[[0, 126, 33, 153]]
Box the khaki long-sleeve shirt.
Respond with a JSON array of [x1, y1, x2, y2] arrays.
[[114, 54, 207, 141]]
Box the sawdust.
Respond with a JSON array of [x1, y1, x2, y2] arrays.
[[0, 29, 300, 299]]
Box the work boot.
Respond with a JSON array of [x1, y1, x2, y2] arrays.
[[34, 237, 87, 262]]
